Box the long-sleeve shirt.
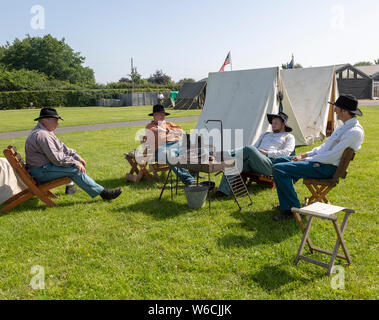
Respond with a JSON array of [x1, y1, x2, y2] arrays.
[[253, 132, 296, 159], [25, 122, 81, 169], [145, 120, 183, 152], [305, 117, 364, 166]]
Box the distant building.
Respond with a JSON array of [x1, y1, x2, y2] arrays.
[[335, 64, 373, 99]]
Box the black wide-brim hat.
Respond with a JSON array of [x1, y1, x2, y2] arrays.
[[149, 104, 170, 116], [267, 111, 292, 132], [34, 107, 64, 121], [329, 94, 362, 116]]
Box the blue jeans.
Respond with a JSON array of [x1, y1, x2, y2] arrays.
[[29, 163, 104, 198], [155, 141, 196, 185], [218, 146, 273, 195], [272, 157, 337, 210]]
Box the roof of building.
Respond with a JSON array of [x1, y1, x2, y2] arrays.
[[355, 65, 379, 78]]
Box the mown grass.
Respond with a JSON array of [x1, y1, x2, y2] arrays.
[[0, 106, 201, 133], [0, 107, 378, 300]]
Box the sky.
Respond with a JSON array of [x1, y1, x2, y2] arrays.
[[1, 0, 378, 84]]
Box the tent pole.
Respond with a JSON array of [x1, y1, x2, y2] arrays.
[[327, 72, 337, 136]]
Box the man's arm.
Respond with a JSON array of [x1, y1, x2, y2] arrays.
[[167, 122, 183, 138], [253, 133, 264, 149], [36, 133, 81, 168], [305, 128, 363, 164]]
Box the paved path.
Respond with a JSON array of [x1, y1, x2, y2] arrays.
[[0, 116, 199, 140], [359, 100, 379, 107]]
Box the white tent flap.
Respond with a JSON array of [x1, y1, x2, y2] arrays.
[[281, 66, 337, 144]]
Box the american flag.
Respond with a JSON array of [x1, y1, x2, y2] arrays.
[[219, 51, 231, 72], [287, 54, 294, 69]]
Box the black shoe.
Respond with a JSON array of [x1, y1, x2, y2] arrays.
[[100, 188, 123, 200], [65, 185, 82, 195], [273, 210, 294, 221]]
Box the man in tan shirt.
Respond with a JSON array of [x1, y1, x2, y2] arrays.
[[145, 104, 196, 186]]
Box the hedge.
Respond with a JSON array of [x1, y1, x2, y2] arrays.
[[0, 88, 172, 110]]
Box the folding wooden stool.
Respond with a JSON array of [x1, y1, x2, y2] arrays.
[[124, 136, 169, 183], [291, 202, 355, 276], [124, 150, 153, 183]]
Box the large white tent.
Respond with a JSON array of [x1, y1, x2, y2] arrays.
[[196, 67, 280, 147], [281, 66, 339, 145], [195, 65, 338, 148]]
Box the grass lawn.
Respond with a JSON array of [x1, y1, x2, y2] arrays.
[[0, 106, 378, 300], [0, 106, 201, 133]]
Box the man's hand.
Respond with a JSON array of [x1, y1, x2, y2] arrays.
[[291, 153, 307, 162], [78, 156, 86, 167], [258, 149, 268, 156], [76, 162, 86, 175]]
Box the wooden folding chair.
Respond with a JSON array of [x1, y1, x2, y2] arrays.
[[292, 203, 355, 276], [303, 148, 355, 205], [124, 136, 169, 184], [0, 146, 71, 214], [241, 172, 275, 189]]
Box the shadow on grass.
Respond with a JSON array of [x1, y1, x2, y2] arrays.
[[0, 195, 101, 217], [247, 264, 312, 292], [114, 197, 193, 220], [218, 210, 299, 247]]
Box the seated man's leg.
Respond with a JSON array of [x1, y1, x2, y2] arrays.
[[240, 146, 273, 176], [273, 161, 337, 211], [159, 142, 196, 186], [29, 164, 104, 198], [217, 146, 273, 196], [271, 156, 293, 165]]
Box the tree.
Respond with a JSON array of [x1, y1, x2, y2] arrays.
[[0, 34, 95, 85], [119, 77, 131, 83], [147, 69, 172, 85], [129, 67, 142, 84], [176, 78, 195, 87], [374, 59, 379, 65], [353, 61, 373, 66]]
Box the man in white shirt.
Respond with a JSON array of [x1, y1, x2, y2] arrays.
[[215, 112, 295, 197], [272, 94, 364, 221]]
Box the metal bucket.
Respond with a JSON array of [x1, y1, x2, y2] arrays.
[[184, 185, 208, 208]]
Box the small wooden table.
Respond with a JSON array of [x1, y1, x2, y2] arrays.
[[159, 160, 242, 214], [291, 202, 355, 276]]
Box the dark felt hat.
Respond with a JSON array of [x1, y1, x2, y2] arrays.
[[149, 104, 170, 116], [267, 111, 292, 132], [329, 94, 362, 116], [34, 108, 64, 121]]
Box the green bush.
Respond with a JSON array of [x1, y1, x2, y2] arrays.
[[0, 88, 173, 110]]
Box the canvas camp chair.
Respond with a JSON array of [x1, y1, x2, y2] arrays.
[[124, 136, 169, 183], [303, 148, 355, 205], [0, 146, 71, 213]]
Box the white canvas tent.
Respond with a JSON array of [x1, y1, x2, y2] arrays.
[[281, 66, 339, 145], [196, 67, 280, 147], [196, 65, 338, 148]]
